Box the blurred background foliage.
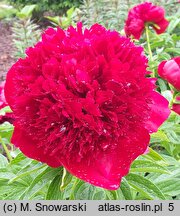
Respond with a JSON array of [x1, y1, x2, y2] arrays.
[[73, 0, 179, 29], [9, 0, 82, 13]]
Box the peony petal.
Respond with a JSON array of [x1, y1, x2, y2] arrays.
[[158, 58, 180, 91], [145, 91, 170, 133], [153, 19, 169, 34], [172, 96, 180, 115], [60, 127, 149, 190], [4, 61, 21, 108], [0, 81, 8, 109], [144, 5, 165, 23], [172, 104, 180, 115], [12, 123, 62, 168], [125, 18, 144, 40]]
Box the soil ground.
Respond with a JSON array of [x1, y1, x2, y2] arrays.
[[0, 21, 16, 81]]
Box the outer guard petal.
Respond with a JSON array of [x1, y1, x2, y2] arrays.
[[60, 127, 150, 190], [0, 81, 8, 109], [145, 91, 170, 133], [153, 19, 169, 34], [12, 123, 62, 168], [4, 61, 21, 108]]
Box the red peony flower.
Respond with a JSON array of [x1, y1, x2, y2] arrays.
[[172, 96, 180, 115], [125, 2, 169, 39], [158, 57, 180, 91], [5, 23, 170, 190], [0, 81, 8, 109], [0, 81, 14, 124]]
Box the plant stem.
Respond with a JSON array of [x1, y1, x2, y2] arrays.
[[145, 25, 155, 78], [0, 137, 13, 162]]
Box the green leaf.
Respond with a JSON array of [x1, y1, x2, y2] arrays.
[[71, 180, 95, 200], [168, 18, 180, 33], [143, 147, 167, 164], [105, 190, 117, 200], [75, 183, 95, 200], [46, 171, 64, 200], [150, 41, 165, 49], [66, 7, 74, 17], [0, 172, 16, 180], [0, 181, 27, 200], [158, 52, 171, 61], [157, 178, 180, 196], [0, 153, 8, 167], [8, 164, 46, 184], [115, 188, 125, 200], [118, 178, 133, 200], [130, 160, 170, 174], [166, 130, 180, 144], [45, 16, 60, 26], [92, 188, 106, 200], [151, 130, 169, 143], [0, 106, 12, 115], [10, 152, 26, 165], [165, 48, 180, 55], [147, 164, 180, 184], [17, 4, 37, 19], [0, 122, 14, 141], [21, 167, 62, 199], [125, 173, 166, 200], [162, 154, 180, 166], [157, 79, 168, 92], [172, 34, 180, 43]]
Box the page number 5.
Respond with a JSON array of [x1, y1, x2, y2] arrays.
[[168, 203, 174, 211]]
